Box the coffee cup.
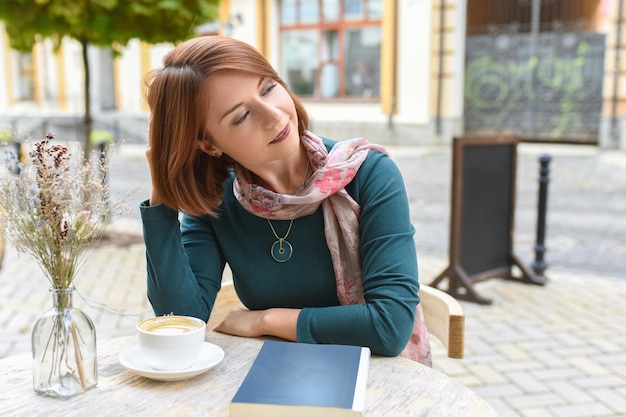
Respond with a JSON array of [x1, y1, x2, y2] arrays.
[[136, 315, 206, 371]]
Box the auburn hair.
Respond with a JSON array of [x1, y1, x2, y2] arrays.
[[144, 36, 309, 217]]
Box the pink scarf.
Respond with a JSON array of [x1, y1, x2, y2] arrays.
[[234, 131, 432, 366]]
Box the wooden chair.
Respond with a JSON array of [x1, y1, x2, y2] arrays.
[[419, 284, 465, 359], [208, 282, 465, 359], [206, 283, 245, 329]]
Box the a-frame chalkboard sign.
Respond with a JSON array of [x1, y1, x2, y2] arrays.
[[429, 135, 546, 305]]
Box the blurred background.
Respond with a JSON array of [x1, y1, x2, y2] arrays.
[[0, 0, 624, 152]]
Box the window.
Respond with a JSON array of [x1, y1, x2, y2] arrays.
[[15, 52, 35, 101], [279, 0, 382, 99]]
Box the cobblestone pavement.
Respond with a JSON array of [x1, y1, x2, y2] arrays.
[[0, 140, 624, 417]]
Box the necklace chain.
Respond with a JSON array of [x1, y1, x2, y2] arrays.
[[267, 160, 309, 263], [267, 218, 294, 241]]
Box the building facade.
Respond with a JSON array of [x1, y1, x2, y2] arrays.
[[0, 0, 624, 149]]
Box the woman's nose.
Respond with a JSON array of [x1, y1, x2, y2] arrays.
[[258, 101, 282, 128]]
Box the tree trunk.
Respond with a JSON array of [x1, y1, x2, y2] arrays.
[[80, 37, 92, 160]]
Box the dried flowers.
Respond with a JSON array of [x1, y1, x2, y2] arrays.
[[0, 132, 129, 289]]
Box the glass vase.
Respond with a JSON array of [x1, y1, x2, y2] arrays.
[[31, 287, 98, 397]]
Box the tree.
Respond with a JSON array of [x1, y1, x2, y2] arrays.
[[0, 0, 218, 158]]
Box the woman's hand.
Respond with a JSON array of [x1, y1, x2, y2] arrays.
[[213, 308, 300, 341], [213, 309, 266, 338], [145, 145, 163, 207]]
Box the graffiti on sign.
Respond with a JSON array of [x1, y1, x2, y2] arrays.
[[464, 32, 605, 142]]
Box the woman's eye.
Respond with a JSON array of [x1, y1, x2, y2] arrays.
[[231, 83, 277, 126], [234, 111, 249, 125], [262, 83, 277, 96]]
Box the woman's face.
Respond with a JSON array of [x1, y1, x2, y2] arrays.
[[202, 70, 300, 170]]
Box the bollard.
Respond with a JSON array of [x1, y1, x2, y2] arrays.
[[97, 140, 108, 187], [532, 153, 551, 277]]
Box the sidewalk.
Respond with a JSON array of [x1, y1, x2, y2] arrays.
[[1, 140, 625, 417]]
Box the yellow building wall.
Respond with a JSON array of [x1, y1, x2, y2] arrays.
[[140, 42, 151, 111], [55, 44, 67, 110], [429, 0, 457, 119], [380, 0, 397, 116], [2, 30, 12, 107], [603, 0, 626, 116]]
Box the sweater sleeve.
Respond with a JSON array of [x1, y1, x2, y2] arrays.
[[140, 201, 224, 321], [296, 152, 420, 356]]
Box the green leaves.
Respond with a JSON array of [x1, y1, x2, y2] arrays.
[[0, 0, 219, 51], [0, 0, 219, 161]]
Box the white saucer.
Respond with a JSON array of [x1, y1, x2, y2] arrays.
[[119, 342, 224, 381]]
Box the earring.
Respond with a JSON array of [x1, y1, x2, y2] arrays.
[[212, 151, 222, 158]]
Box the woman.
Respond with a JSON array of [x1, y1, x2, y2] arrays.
[[141, 36, 430, 363]]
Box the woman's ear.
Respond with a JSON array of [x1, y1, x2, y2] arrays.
[[197, 140, 222, 158]]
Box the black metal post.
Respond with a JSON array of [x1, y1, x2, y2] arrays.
[[532, 153, 552, 277], [97, 141, 108, 188], [11, 140, 23, 175], [13, 140, 22, 160], [611, 0, 624, 147]]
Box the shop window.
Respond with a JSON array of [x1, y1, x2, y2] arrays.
[[280, 0, 381, 99]]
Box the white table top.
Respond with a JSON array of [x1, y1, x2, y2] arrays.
[[0, 331, 499, 416]]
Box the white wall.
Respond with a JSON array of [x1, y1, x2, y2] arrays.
[[59, 39, 85, 112], [116, 40, 143, 112], [394, 0, 432, 125], [306, 102, 388, 124], [267, 0, 282, 68], [150, 43, 172, 68], [231, 0, 258, 48], [42, 40, 59, 109]]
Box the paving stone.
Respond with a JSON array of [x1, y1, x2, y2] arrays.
[[472, 383, 525, 398], [1, 142, 626, 416], [486, 398, 525, 417], [453, 374, 484, 387], [597, 353, 626, 366], [506, 393, 568, 409], [567, 356, 613, 376], [496, 360, 546, 373], [588, 388, 626, 414], [533, 350, 570, 367], [506, 371, 550, 394], [495, 343, 533, 361], [532, 367, 587, 381], [545, 380, 594, 403], [521, 408, 559, 417], [549, 402, 615, 417]]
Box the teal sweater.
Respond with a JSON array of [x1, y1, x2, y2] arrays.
[[140, 139, 419, 356]]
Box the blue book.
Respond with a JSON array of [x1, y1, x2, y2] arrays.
[[230, 340, 371, 417]]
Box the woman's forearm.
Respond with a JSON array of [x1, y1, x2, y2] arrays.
[[213, 308, 300, 341]]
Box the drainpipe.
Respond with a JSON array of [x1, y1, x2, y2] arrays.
[[387, 0, 399, 130], [435, 0, 445, 136], [611, 0, 624, 147]]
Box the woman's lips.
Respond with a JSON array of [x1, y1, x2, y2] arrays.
[[271, 123, 290, 144]]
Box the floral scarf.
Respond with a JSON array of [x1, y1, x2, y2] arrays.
[[233, 131, 432, 366]]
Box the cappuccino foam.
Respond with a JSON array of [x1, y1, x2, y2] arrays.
[[138, 316, 202, 333]]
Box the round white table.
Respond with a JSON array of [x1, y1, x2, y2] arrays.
[[0, 332, 499, 416]]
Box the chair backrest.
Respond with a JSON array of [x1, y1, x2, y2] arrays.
[[209, 282, 465, 359], [419, 285, 465, 359], [207, 283, 244, 328]]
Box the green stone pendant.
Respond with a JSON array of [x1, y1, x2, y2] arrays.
[[271, 239, 293, 263]]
